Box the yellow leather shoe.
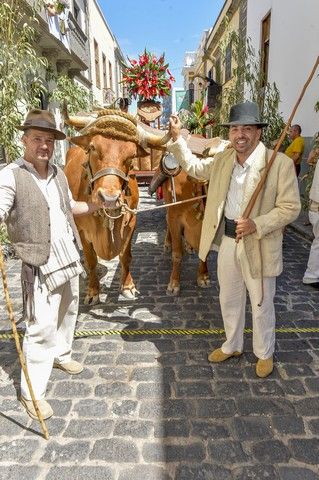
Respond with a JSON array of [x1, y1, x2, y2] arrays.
[[256, 357, 273, 378], [208, 348, 242, 363], [53, 360, 83, 375], [20, 396, 53, 420]]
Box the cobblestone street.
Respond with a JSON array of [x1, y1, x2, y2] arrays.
[[0, 188, 319, 480]]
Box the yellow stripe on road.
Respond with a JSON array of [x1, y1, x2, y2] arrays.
[[0, 326, 319, 341]]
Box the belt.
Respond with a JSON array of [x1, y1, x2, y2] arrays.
[[224, 217, 237, 239]]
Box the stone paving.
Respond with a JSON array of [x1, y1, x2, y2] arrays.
[[0, 188, 319, 480]]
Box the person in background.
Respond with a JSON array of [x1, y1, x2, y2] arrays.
[[168, 101, 300, 378], [285, 124, 305, 176], [118, 97, 130, 113], [0, 109, 101, 420], [303, 132, 319, 286]]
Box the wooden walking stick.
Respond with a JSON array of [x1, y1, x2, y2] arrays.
[[241, 55, 319, 222], [0, 243, 49, 440]]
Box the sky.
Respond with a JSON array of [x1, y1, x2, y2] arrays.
[[99, 0, 225, 87]]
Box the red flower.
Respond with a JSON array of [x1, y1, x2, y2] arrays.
[[121, 49, 175, 100]]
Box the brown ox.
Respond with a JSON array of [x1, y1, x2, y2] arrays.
[[151, 136, 230, 295], [63, 108, 169, 304]]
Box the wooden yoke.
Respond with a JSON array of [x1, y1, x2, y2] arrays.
[[242, 56, 319, 221]]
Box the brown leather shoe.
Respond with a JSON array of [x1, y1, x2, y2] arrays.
[[208, 347, 242, 363], [53, 360, 83, 374], [20, 396, 53, 420], [256, 357, 273, 378]]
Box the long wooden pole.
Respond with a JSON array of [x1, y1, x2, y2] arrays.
[[242, 55, 319, 220], [0, 244, 49, 440]]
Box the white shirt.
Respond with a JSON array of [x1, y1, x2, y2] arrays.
[[0, 158, 79, 271], [310, 159, 319, 203], [224, 143, 261, 220]]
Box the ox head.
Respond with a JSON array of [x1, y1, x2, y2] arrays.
[[64, 105, 171, 208]]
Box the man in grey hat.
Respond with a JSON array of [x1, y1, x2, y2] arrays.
[[168, 101, 300, 378], [0, 109, 101, 419]]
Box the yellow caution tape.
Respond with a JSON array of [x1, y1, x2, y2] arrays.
[[0, 326, 319, 341]]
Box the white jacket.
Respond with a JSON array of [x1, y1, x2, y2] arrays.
[[167, 137, 301, 278]]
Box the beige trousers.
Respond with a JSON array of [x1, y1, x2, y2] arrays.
[[217, 235, 276, 359], [21, 275, 79, 400]]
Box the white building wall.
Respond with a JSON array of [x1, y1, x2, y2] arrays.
[[87, 0, 123, 106], [246, 0, 319, 137]]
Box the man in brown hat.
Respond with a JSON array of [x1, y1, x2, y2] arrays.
[[0, 109, 101, 419], [168, 101, 301, 378]]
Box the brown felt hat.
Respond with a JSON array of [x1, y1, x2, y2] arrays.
[[18, 109, 66, 140]]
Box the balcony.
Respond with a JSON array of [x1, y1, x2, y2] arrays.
[[24, 0, 89, 72]]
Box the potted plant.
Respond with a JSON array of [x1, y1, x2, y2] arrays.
[[179, 98, 215, 137], [55, 0, 69, 14]]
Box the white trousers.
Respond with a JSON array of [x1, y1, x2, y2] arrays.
[[217, 235, 276, 359], [304, 211, 319, 280], [21, 275, 79, 400]]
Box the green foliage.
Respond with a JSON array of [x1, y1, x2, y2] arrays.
[[49, 74, 93, 115], [261, 83, 288, 150], [49, 74, 93, 135], [179, 98, 215, 135], [0, 0, 48, 162], [0, 223, 9, 245], [210, 27, 287, 148]]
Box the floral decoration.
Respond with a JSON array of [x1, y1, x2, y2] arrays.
[[122, 49, 175, 101], [179, 98, 215, 136]]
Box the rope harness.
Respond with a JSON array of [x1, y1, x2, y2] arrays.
[[82, 151, 134, 242]]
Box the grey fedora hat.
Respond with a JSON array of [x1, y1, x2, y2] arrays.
[[18, 109, 66, 140], [220, 101, 268, 128]]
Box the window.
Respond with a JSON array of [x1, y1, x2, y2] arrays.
[[94, 40, 101, 88], [188, 82, 194, 105], [261, 13, 271, 86], [102, 54, 107, 89], [108, 61, 113, 90], [215, 56, 222, 84], [225, 42, 232, 82]]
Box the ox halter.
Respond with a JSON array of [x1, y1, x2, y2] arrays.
[[83, 158, 130, 197], [89, 165, 130, 187], [82, 154, 135, 243]]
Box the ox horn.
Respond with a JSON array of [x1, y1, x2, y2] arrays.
[[62, 100, 97, 131], [137, 124, 171, 149]]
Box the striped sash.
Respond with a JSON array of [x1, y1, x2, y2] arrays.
[[39, 236, 84, 291]]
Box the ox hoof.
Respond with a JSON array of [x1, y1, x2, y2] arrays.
[[84, 294, 100, 305], [197, 278, 211, 288], [166, 285, 180, 296], [184, 245, 194, 255], [121, 287, 139, 300]]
